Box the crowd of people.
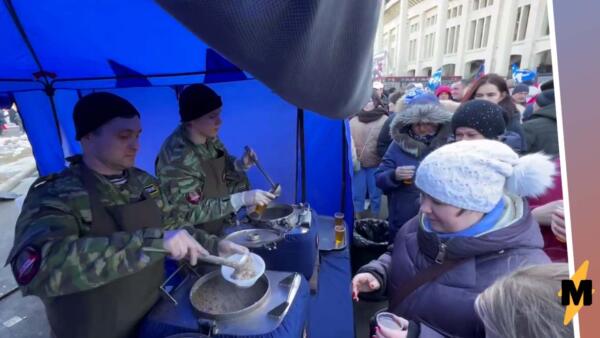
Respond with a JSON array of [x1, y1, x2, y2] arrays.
[[5, 72, 567, 337], [349, 75, 568, 337], [0, 106, 22, 135]]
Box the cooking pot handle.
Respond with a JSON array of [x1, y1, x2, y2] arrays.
[[160, 262, 200, 305], [264, 241, 278, 251], [197, 318, 218, 336]]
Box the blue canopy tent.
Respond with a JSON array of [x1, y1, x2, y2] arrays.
[[0, 0, 385, 216], [2, 1, 382, 336]]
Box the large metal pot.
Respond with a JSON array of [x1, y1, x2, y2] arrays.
[[248, 203, 297, 230], [189, 270, 270, 320]]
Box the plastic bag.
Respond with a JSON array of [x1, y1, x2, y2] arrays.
[[351, 218, 390, 276], [352, 218, 390, 248]]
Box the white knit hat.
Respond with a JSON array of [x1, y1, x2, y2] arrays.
[[415, 140, 556, 212]]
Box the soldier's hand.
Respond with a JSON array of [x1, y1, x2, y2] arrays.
[[217, 240, 249, 258], [163, 230, 209, 266], [242, 189, 275, 207], [231, 189, 275, 209]]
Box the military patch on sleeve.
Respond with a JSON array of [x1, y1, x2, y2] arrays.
[[12, 246, 41, 286], [143, 184, 160, 198], [186, 191, 203, 205]]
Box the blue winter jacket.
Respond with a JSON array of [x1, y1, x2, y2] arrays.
[[359, 195, 550, 337], [375, 103, 452, 240]]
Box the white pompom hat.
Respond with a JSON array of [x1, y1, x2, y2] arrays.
[[415, 140, 556, 213]]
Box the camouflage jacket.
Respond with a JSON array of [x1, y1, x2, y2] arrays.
[[8, 161, 220, 298], [156, 126, 250, 225]]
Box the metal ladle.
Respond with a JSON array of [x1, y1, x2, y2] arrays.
[[244, 146, 281, 197]]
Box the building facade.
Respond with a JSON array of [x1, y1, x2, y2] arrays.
[[375, 0, 553, 78]]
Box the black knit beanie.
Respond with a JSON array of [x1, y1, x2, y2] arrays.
[[451, 100, 506, 139], [540, 79, 554, 91], [73, 92, 140, 140], [512, 84, 529, 95], [536, 89, 555, 107], [179, 84, 223, 122]]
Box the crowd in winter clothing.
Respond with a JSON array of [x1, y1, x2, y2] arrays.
[[349, 75, 566, 338]]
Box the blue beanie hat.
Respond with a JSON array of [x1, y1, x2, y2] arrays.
[[405, 92, 439, 106]]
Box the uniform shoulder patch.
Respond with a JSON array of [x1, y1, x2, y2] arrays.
[[143, 184, 160, 198], [32, 173, 61, 189]]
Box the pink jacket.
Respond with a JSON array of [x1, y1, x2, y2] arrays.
[[527, 158, 567, 262]]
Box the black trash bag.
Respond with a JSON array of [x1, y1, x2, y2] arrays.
[[353, 218, 390, 248], [351, 218, 390, 275]]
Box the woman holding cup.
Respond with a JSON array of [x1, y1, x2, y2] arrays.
[[375, 93, 452, 241], [354, 140, 555, 337], [370, 264, 573, 338]]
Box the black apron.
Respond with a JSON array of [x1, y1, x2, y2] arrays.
[[196, 152, 231, 235], [44, 165, 164, 338]]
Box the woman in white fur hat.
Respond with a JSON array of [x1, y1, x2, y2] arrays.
[[352, 139, 555, 338]]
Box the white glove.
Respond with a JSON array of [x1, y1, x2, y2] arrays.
[[230, 189, 276, 211]]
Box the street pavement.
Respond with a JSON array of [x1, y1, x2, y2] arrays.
[[0, 130, 50, 337]]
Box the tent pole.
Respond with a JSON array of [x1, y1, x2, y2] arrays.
[[43, 84, 63, 146], [294, 111, 298, 203], [4, 0, 63, 147], [51, 69, 248, 84], [0, 78, 38, 82], [296, 108, 306, 203], [3, 0, 50, 84], [340, 120, 348, 213]]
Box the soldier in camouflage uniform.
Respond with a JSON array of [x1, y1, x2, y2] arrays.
[[7, 92, 248, 338], [157, 84, 275, 235]]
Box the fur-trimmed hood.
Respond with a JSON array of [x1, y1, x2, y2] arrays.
[[390, 103, 452, 158]]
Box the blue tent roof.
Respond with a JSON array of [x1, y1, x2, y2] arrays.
[[1, 0, 379, 114], [1, 0, 368, 219], [2, 1, 208, 85]]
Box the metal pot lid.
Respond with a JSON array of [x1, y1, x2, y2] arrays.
[[224, 228, 281, 248], [260, 204, 294, 220], [164, 334, 210, 338]]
